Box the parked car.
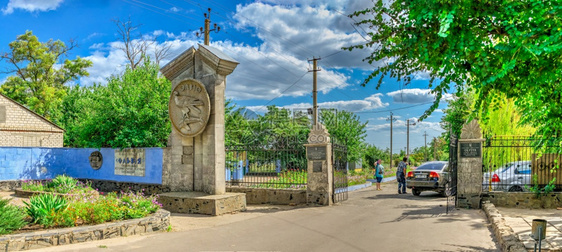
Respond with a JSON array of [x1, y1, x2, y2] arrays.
[[406, 161, 452, 196], [484, 161, 531, 192]]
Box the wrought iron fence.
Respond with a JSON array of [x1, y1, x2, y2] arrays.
[[482, 136, 562, 192], [225, 135, 307, 189], [333, 143, 348, 203]]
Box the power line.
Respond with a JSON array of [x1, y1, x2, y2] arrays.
[[353, 102, 435, 114], [260, 72, 309, 109]]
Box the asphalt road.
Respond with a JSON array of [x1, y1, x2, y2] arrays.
[[35, 182, 500, 252]]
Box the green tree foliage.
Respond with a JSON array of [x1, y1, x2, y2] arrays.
[[363, 144, 389, 169], [65, 59, 171, 148], [320, 110, 368, 162], [0, 31, 92, 121], [346, 1, 562, 145]]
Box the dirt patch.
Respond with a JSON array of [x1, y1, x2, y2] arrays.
[[0, 190, 28, 207]]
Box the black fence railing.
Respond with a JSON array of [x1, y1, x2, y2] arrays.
[[225, 136, 307, 189], [332, 143, 348, 203], [482, 136, 562, 192]]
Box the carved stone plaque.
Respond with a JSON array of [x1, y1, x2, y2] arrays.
[[169, 79, 211, 137], [313, 161, 323, 172], [89, 151, 103, 170], [460, 143, 481, 158], [115, 149, 146, 176], [307, 146, 327, 160]]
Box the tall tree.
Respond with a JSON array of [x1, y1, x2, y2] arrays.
[[114, 18, 171, 69], [345, 1, 562, 145], [67, 59, 171, 148], [320, 110, 368, 162], [0, 31, 92, 121]]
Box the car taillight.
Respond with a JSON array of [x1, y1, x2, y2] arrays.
[[429, 171, 439, 178], [491, 174, 500, 182], [407, 171, 414, 178]]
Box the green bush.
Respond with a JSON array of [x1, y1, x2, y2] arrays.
[[24, 194, 68, 227], [0, 198, 28, 235], [21, 180, 45, 191], [120, 191, 160, 219], [46, 175, 78, 193]]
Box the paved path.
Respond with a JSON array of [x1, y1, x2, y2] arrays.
[[497, 207, 562, 251], [31, 182, 499, 252]]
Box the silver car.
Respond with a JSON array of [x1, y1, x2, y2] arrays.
[[406, 161, 452, 196], [484, 161, 531, 192]]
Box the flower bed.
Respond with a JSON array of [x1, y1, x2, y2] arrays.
[[0, 175, 163, 236]]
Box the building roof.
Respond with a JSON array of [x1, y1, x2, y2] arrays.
[[0, 93, 65, 132]]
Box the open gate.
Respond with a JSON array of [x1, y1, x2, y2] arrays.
[[332, 143, 348, 203]]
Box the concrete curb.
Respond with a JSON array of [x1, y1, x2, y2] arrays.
[[482, 202, 527, 252], [0, 209, 171, 252]]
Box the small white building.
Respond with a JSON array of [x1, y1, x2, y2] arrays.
[[0, 93, 64, 147]]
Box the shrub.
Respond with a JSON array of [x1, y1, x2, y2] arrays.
[[21, 180, 45, 192], [24, 194, 68, 227], [46, 175, 78, 194], [0, 198, 27, 235], [120, 190, 161, 219]]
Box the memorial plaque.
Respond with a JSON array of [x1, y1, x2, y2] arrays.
[[169, 79, 211, 137], [115, 149, 146, 176], [89, 151, 103, 170], [460, 143, 481, 158], [307, 146, 326, 160], [313, 161, 323, 172]]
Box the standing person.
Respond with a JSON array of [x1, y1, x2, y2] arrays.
[[374, 159, 384, 190], [397, 157, 408, 194]]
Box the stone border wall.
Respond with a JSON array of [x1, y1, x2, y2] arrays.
[[0, 209, 170, 252], [79, 179, 171, 195], [482, 202, 527, 252], [0, 181, 22, 191], [483, 192, 562, 209], [226, 187, 306, 205]]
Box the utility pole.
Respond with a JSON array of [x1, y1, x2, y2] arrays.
[[406, 119, 416, 158], [423, 131, 429, 161], [387, 112, 397, 168], [197, 8, 221, 45], [308, 57, 321, 125]]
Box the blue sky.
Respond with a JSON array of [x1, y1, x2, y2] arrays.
[[0, 0, 452, 154]]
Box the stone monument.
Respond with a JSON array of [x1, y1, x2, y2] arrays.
[[457, 119, 484, 208], [305, 123, 333, 205], [158, 44, 246, 215]]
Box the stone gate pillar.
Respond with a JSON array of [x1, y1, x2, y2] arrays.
[[160, 44, 238, 194], [305, 123, 333, 206], [457, 119, 484, 208]]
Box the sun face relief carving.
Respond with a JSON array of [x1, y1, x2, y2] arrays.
[[169, 79, 211, 137], [460, 119, 482, 139]]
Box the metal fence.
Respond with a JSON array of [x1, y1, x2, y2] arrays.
[[482, 136, 562, 192], [225, 136, 307, 189], [332, 143, 348, 203]]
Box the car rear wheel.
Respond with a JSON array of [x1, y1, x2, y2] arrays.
[[508, 186, 524, 192], [441, 182, 454, 197], [412, 189, 421, 196]]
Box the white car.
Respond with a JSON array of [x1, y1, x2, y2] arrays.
[[483, 161, 531, 192]]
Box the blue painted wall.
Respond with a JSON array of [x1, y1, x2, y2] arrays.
[[0, 147, 163, 184]]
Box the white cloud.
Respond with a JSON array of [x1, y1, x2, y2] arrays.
[[78, 2, 381, 99], [387, 88, 453, 104], [233, 1, 377, 70], [245, 93, 388, 115], [2, 0, 64, 14], [169, 7, 180, 12], [88, 43, 105, 50]]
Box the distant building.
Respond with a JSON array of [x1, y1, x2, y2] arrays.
[[0, 94, 64, 147]]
